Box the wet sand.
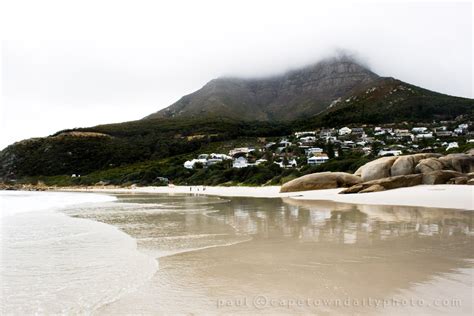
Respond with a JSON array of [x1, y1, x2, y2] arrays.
[[63, 193, 473, 315]]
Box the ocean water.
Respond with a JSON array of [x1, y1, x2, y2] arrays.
[[0, 191, 158, 314], [1, 191, 473, 315]]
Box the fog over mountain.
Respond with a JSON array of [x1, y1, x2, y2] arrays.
[[145, 55, 380, 121]]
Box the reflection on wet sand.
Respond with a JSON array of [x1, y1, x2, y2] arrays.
[[66, 194, 473, 315]]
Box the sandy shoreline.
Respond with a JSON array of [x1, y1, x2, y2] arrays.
[[58, 184, 474, 210]]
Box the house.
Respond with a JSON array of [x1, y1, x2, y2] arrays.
[[299, 136, 317, 143], [435, 131, 453, 137], [229, 147, 254, 157], [454, 128, 463, 134], [275, 158, 298, 168], [320, 129, 335, 138], [233, 156, 250, 168], [446, 142, 459, 151], [343, 140, 356, 148], [184, 152, 232, 169], [416, 133, 433, 139], [307, 153, 329, 165], [454, 124, 468, 134], [412, 127, 428, 133], [339, 127, 352, 136], [209, 153, 232, 160], [265, 142, 276, 149], [378, 149, 403, 156], [324, 136, 338, 143], [279, 140, 292, 147], [305, 147, 324, 156], [184, 158, 207, 169], [351, 127, 364, 136], [294, 131, 317, 137], [394, 129, 414, 140]]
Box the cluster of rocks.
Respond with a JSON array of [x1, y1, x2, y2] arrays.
[[280, 152, 474, 194], [0, 183, 48, 191]]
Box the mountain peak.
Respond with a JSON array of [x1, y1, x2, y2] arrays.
[[144, 56, 380, 121]]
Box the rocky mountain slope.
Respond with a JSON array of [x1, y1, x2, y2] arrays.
[[144, 56, 473, 123], [145, 56, 380, 121]]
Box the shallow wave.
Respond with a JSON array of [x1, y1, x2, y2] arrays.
[[0, 191, 158, 314]]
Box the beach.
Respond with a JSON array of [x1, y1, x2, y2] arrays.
[[60, 184, 474, 210], [2, 188, 473, 314]]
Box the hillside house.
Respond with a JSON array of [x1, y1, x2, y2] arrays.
[[305, 147, 324, 156], [275, 158, 298, 168], [416, 133, 433, 139], [339, 127, 352, 136], [446, 142, 459, 151], [412, 127, 428, 133], [351, 127, 364, 136], [435, 131, 453, 137], [299, 136, 317, 144], [307, 153, 329, 165], [378, 149, 403, 156], [229, 147, 255, 157], [233, 156, 250, 168], [294, 131, 317, 137]]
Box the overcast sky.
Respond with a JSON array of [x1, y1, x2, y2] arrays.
[[0, 0, 472, 149]]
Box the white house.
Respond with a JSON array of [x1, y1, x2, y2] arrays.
[[446, 142, 459, 151], [184, 158, 207, 169], [210, 153, 232, 160], [416, 133, 433, 139], [412, 127, 428, 133], [279, 140, 292, 147], [229, 147, 254, 157], [339, 127, 352, 136], [265, 142, 276, 149], [378, 149, 403, 156], [184, 153, 232, 169], [233, 156, 250, 168], [299, 136, 317, 143], [275, 158, 298, 168], [294, 131, 317, 137], [305, 147, 324, 156], [307, 154, 329, 165]]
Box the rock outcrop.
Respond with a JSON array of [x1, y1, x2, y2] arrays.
[[422, 170, 465, 185], [340, 174, 423, 194], [354, 156, 398, 181], [415, 158, 445, 173], [280, 172, 362, 193], [390, 153, 441, 176], [447, 177, 468, 185], [280, 151, 474, 194], [354, 152, 473, 182], [438, 154, 474, 173]]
